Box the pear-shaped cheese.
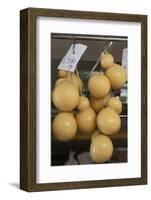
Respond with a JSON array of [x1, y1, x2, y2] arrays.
[[107, 96, 122, 114], [88, 74, 110, 98], [90, 134, 113, 163], [90, 96, 103, 113], [100, 53, 114, 69], [97, 107, 121, 135], [76, 107, 96, 134], [77, 96, 90, 111], [52, 112, 77, 141], [52, 80, 79, 111], [106, 63, 127, 90]]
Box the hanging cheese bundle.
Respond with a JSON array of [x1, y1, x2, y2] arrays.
[[52, 40, 126, 165], [76, 107, 96, 134], [77, 96, 90, 111], [88, 73, 110, 98], [52, 80, 79, 111], [100, 53, 114, 69], [107, 96, 122, 114], [90, 134, 113, 163], [97, 107, 121, 135], [52, 112, 77, 142], [106, 63, 127, 90]]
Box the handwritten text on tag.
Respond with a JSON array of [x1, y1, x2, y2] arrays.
[[58, 44, 87, 72]]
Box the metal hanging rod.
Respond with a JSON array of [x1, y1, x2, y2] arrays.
[[51, 34, 128, 41]]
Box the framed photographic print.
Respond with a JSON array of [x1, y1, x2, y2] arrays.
[[20, 8, 147, 192]]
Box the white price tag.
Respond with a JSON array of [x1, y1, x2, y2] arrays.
[[58, 44, 87, 72], [122, 48, 128, 70]]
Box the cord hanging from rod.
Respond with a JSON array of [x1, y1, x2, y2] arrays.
[[90, 41, 113, 74], [72, 37, 83, 96]]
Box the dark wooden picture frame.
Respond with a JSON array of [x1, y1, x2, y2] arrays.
[[20, 7, 147, 192]]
